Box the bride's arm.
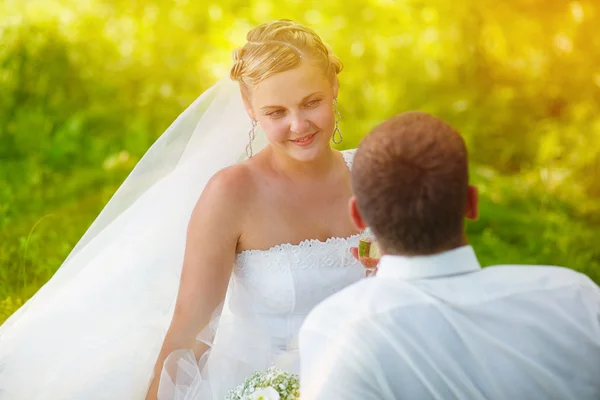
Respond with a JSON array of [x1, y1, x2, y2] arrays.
[[145, 165, 250, 400]]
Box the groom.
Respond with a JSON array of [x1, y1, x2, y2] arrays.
[[298, 112, 600, 399]]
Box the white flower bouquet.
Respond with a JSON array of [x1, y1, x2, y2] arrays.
[[224, 366, 300, 400]]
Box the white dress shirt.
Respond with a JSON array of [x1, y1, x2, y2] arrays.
[[299, 246, 600, 400]]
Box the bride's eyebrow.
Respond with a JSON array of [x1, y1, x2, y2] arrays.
[[260, 92, 324, 111]]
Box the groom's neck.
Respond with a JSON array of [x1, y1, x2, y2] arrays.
[[383, 234, 469, 258]]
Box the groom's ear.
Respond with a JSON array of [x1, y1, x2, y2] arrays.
[[348, 196, 368, 231], [465, 185, 479, 221]]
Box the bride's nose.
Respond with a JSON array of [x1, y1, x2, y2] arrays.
[[289, 113, 311, 134]]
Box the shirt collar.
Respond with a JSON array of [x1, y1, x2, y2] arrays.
[[376, 245, 481, 280]]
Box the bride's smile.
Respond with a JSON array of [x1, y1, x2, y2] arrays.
[[290, 132, 318, 146]]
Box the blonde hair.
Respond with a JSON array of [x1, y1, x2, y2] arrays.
[[230, 20, 343, 94]]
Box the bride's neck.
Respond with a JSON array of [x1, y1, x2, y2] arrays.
[[267, 146, 338, 179]]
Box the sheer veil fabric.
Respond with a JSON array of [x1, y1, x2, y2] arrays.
[[0, 78, 269, 399]]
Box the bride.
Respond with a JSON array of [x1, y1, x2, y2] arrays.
[[0, 20, 367, 400]]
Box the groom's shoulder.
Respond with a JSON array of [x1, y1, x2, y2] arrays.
[[482, 263, 595, 288], [474, 263, 600, 303]]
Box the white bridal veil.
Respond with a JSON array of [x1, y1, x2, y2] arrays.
[[0, 77, 268, 399]]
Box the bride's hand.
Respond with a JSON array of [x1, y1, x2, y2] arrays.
[[349, 247, 379, 277]]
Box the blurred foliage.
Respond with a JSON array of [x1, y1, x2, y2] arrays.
[[1, 0, 599, 322]]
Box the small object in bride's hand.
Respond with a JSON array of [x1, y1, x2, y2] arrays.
[[225, 366, 299, 400], [357, 238, 381, 277], [358, 238, 382, 259]]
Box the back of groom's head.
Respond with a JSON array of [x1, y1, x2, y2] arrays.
[[351, 111, 473, 256]]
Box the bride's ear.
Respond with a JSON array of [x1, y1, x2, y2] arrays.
[[332, 76, 339, 99], [348, 197, 367, 231]]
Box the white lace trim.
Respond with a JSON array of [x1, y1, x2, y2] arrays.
[[237, 233, 361, 257], [235, 234, 365, 275]]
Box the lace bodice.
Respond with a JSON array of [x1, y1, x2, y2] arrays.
[[229, 149, 365, 353]]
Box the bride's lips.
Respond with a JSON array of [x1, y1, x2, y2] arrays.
[[290, 132, 317, 147]]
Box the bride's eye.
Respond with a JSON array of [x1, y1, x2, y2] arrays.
[[304, 99, 322, 108], [266, 109, 286, 119]]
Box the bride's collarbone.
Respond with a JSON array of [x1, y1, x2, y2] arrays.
[[238, 184, 356, 252], [260, 177, 351, 218]]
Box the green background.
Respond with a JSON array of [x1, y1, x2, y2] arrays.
[[1, 0, 599, 322]]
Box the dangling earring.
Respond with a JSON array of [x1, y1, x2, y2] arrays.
[[246, 119, 257, 158], [332, 98, 343, 144]]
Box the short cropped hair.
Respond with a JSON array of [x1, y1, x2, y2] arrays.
[[352, 111, 469, 255]]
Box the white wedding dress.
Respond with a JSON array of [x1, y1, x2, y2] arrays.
[[0, 78, 365, 400], [158, 150, 366, 399]]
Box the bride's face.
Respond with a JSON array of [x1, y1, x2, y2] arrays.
[[248, 62, 338, 161]]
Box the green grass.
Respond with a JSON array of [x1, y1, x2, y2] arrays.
[[467, 167, 600, 283], [1, 166, 599, 324]]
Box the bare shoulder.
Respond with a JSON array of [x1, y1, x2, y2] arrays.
[[203, 163, 257, 202], [187, 163, 258, 229]]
